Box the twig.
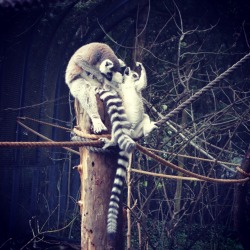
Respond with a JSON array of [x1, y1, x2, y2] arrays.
[[136, 144, 249, 183], [155, 52, 250, 126], [127, 154, 133, 249], [17, 120, 80, 155], [131, 168, 202, 181]]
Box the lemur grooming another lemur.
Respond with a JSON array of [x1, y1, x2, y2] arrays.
[[65, 42, 157, 242], [65, 42, 124, 133], [96, 61, 157, 240]]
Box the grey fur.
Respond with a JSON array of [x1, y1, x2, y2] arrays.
[[65, 43, 123, 134], [97, 87, 135, 240]]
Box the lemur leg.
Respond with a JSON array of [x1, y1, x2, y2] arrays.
[[130, 114, 157, 138], [142, 114, 158, 137], [69, 79, 107, 133], [74, 57, 104, 83]]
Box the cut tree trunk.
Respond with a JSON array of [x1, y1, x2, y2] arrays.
[[75, 96, 124, 250]]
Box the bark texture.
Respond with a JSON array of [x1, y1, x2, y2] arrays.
[[75, 96, 123, 250]]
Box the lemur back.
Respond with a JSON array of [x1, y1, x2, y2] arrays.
[[65, 43, 124, 134]]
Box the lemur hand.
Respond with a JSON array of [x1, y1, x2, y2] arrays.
[[136, 62, 142, 70]]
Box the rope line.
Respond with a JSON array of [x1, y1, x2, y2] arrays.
[[17, 116, 71, 131], [17, 120, 80, 155], [0, 141, 103, 148], [0, 138, 248, 183], [73, 128, 111, 139], [155, 52, 250, 126], [136, 144, 249, 183], [145, 147, 240, 166]]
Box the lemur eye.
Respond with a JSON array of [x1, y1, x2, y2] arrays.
[[133, 74, 138, 78]]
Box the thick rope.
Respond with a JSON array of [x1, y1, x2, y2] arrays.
[[71, 134, 115, 153], [0, 141, 103, 148], [17, 117, 110, 153], [0, 139, 248, 183], [72, 128, 111, 139], [155, 52, 250, 126]]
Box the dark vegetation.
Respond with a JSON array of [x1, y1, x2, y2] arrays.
[[0, 0, 249, 249]]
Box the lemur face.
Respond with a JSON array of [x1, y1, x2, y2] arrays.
[[100, 59, 114, 74], [124, 67, 139, 82]]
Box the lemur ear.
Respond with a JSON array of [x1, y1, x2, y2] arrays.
[[118, 59, 127, 75], [124, 67, 130, 75], [120, 66, 127, 75], [105, 60, 113, 67]]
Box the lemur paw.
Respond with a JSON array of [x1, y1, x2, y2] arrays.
[[96, 74, 105, 84], [112, 72, 123, 84], [85, 71, 104, 84], [118, 59, 126, 68], [99, 138, 116, 149], [136, 62, 142, 69], [144, 122, 158, 137], [92, 119, 108, 134], [152, 122, 158, 129]]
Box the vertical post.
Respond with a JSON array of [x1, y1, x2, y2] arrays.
[[233, 145, 250, 250], [74, 96, 123, 249]]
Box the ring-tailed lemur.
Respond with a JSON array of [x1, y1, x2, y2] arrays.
[[120, 62, 157, 139], [65, 42, 124, 133]]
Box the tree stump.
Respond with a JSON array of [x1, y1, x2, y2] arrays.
[[75, 96, 123, 250]]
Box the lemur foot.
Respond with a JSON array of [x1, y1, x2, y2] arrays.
[[99, 138, 116, 149], [91, 118, 108, 134], [144, 122, 158, 137]]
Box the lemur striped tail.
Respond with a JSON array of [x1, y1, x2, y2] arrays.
[[98, 88, 135, 240], [107, 150, 130, 240], [98, 89, 136, 153]]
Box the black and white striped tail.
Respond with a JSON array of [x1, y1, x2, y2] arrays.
[[98, 88, 135, 240], [98, 89, 136, 153], [107, 150, 130, 240]]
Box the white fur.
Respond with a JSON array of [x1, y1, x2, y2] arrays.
[[120, 62, 157, 139], [65, 43, 123, 133]]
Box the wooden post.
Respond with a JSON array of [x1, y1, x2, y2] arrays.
[[75, 96, 124, 250], [233, 145, 250, 250]]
